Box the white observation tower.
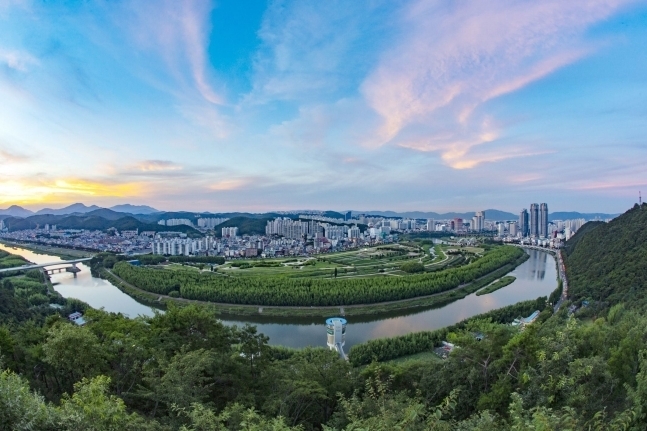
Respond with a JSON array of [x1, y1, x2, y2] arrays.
[[326, 317, 347, 360]]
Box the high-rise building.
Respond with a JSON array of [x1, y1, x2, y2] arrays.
[[530, 203, 539, 237], [344, 211, 352, 221], [509, 221, 518, 237], [348, 225, 361, 239], [452, 218, 463, 232], [519, 209, 529, 237], [540, 203, 548, 238], [473, 211, 485, 231], [221, 227, 238, 238], [426, 219, 435, 231]]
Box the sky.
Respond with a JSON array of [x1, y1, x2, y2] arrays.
[[0, 0, 646, 213]]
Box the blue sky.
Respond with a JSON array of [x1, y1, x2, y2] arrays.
[[0, 0, 646, 213]]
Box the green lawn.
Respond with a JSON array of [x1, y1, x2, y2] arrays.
[[387, 351, 443, 364]]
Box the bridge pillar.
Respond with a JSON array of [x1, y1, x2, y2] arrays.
[[65, 263, 81, 277]]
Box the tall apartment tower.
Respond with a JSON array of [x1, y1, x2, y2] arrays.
[[475, 211, 485, 231], [519, 209, 529, 237], [540, 203, 549, 238], [530, 203, 539, 237]]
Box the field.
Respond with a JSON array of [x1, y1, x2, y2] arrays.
[[200, 243, 467, 280], [386, 350, 443, 364]]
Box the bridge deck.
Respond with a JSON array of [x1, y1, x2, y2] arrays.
[[0, 257, 92, 273]]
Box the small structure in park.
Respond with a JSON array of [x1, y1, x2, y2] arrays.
[[434, 341, 456, 359], [326, 317, 348, 360], [511, 310, 540, 328], [68, 312, 86, 326]]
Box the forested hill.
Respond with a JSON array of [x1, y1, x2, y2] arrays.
[[2, 214, 200, 236], [215, 216, 272, 236], [564, 203, 647, 307]]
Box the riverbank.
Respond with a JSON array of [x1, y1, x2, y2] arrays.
[[103, 252, 530, 318], [2, 243, 557, 348], [0, 240, 94, 260]]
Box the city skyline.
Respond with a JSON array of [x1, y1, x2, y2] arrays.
[[0, 200, 620, 219], [1, 1, 646, 212]]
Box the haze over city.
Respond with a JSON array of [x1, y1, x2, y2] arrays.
[[1, 0, 646, 213]]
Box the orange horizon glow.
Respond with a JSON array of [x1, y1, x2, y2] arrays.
[[0, 179, 144, 206]]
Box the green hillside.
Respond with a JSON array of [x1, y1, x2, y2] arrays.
[[214, 216, 271, 236], [3, 214, 201, 236], [565, 203, 647, 307]]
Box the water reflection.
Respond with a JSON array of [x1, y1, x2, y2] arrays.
[[1, 244, 556, 350], [223, 249, 557, 349], [0, 244, 157, 318]]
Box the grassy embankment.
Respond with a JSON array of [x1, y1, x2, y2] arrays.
[[0, 240, 94, 260]]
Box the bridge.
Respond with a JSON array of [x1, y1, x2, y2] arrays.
[[510, 244, 557, 255], [0, 258, 92, 276]]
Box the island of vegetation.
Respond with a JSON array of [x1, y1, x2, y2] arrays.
[[475, 275, 516, 296], [92, 242, 527, 316]]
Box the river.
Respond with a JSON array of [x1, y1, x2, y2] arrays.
[[0, 244, 556, 350]]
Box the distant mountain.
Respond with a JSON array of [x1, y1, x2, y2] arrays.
[[109, 204, 160, 214], [353, 209, 619, 222], [85, 208, 133, 221], [0, 205, 34, 217], [549, 212, 619, 221], [353, 209, 517, 221], [35, 203, 101, 216]]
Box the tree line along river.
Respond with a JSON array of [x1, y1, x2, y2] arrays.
[[0, 243, 556, 350]]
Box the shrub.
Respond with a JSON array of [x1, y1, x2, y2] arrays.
[[400, 262, 425, 273]]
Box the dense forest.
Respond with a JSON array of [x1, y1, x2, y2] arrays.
[[108, 246, 524, 306], [4, 204, 647, 429]]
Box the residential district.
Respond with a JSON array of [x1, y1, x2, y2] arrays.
[[0, 204, 608, 258]]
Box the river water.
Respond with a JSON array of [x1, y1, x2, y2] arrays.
[[0, 244, 556, 350]]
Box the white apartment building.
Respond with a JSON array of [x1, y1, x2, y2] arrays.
[[152, 237, 212, 256], [348, 226, 361, 239], [426, 219, 435, 231], [158, 218, 193, 227], [222, 227, 239, 238], [197, 218, 229, 228], [508, 221, 518, 237]]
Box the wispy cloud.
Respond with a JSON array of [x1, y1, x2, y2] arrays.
[[0, 147, 29, 162], [0, 48, 38, 72], [121, 0, 223, 105], [136, 160, 182, 172], [208, 178, 253, 191], [247, 1, 374, 103], [360, 0, 637, 168]]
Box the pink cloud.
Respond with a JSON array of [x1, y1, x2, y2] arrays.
[[361, 0, 638, 168]]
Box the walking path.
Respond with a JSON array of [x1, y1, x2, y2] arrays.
[[553, 250, 569, 312]]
